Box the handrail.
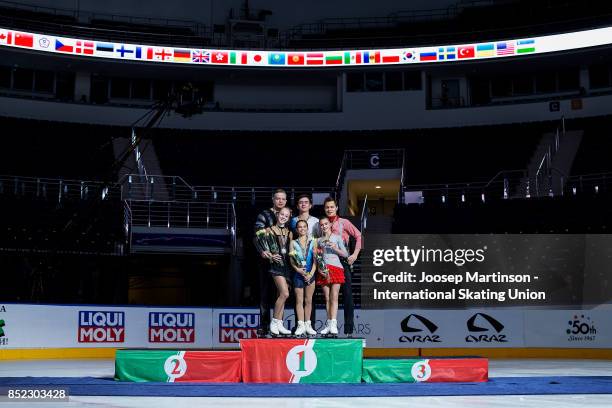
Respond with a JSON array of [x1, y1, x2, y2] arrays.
[[360, 194, 368, 232], [119, 174, 196, 201], [340, 148, 407, 153], [335, 151, 347, 197], [531, 115, 568, 197], [3, 170, 612, 205], [483, 169, 525, 189], [123, 199, 132, 250], [550, 167, 568, 196], [535, 153, 549, 196], [399, 153, 405, 204], [118, 173, 194, 189], [127, 200, 234, 229], [231, 202, 238, 255]]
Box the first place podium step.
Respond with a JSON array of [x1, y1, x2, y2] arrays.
[[240, 338, 363, 383]]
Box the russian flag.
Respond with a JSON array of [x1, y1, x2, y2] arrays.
[[419, 52, 437, 61]]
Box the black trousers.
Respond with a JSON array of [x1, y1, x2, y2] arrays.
[[307, 285, 316, 330], [340, 258, 354, 335], [258, 259, 272, 334]]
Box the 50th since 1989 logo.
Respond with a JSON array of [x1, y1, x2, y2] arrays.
[[567, 314, 596, 342]]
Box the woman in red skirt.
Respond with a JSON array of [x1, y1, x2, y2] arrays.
[[315, 216, 348, 336]]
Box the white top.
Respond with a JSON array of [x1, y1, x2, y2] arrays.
[[291, 215, 320, 238]]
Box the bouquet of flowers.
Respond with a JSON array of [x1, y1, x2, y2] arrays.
[[255, 228, 281, 265], [314, 239, 330, 281], [289, 246, 314, 281]]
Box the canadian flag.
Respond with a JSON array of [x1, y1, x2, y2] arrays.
[[0, 29, 12, 45]]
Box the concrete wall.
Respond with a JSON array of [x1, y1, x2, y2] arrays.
[[16, 0, 458, 30], [214, 80, 336, 110], [0, 92, 609, 131]]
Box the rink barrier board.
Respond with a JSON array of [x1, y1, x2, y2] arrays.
[[2, 347, 612, 360]]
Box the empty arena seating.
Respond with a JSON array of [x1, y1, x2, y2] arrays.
[[150, 122, 553, 188], [0, 117, 116, 181], [571, 118, 612, 175], [0, 3, 206, 47], [393, 194, 612, 234], [287, 1, 612, 49], [2, 0, 612, 51]]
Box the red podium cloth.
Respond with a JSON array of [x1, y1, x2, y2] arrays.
[[428, 358, 488, 382], [240, 339, 306, 383], [177, 351, 242, 383]]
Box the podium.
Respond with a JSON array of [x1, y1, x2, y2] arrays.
[[115, 350, 242, 382], [240, 338, 363, 383], [114, 341, 488, 384], [362, 357, 488, 383]]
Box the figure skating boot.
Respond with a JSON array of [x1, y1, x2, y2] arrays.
[[320, 319, 331, 336], [329, 319, 338, 338], [277, 318, 292, 336], [269, 319, 280, 336], [294, 321, 306, 337], [305, 321, 317, 336]]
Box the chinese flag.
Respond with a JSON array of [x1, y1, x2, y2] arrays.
[[14, 32, 33, 47]]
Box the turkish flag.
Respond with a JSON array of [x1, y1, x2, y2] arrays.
[[458, 46, 475, 59]]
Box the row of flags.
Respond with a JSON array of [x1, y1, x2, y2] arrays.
[[424, 40, 536, 61], [0, 28, 536, 66]]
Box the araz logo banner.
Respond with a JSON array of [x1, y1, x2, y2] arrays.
[[465, 313, 507, 343], [399, 314, 441, 343]]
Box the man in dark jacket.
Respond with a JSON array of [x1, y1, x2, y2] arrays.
[[254, 189, 287, 336]]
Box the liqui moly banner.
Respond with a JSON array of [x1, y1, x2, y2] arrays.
[[1, 303, 611, 349], [78, 310, 125, 343], [148, 312, 196, 344], [0, 304, 212, 349], [211, 308, 384, 348]]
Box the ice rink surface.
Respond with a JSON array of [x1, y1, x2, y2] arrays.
[[0, 359, 611, 408]]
